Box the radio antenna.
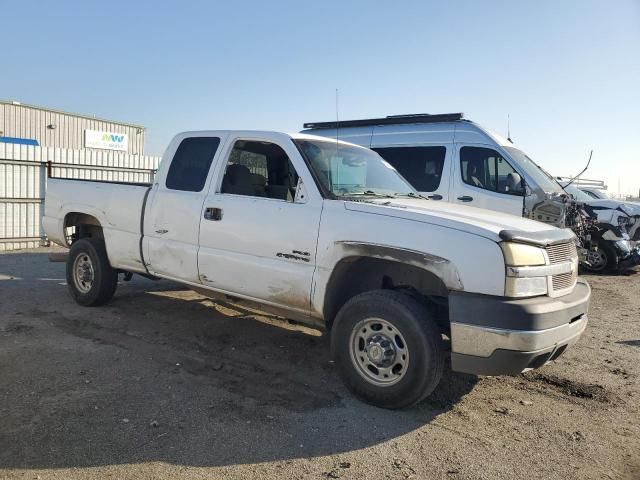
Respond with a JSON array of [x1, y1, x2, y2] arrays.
[[335, 88, 340, 148], [507, 114, 512, 143], [564, 150, 593, 188]]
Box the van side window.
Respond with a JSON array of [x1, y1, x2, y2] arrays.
[[372, 146, 446, 192], [166, 137, 220, 192], [460, 147, 523, 196], [221, 140, 299, 201]]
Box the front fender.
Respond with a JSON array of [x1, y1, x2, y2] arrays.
[[311, 241, 465, 319], [332, 241, 464, 290]]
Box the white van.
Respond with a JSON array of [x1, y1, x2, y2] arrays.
[[302, 113, 569, 226]]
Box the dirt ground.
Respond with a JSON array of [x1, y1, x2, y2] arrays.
[[0, 248, 638, 480]]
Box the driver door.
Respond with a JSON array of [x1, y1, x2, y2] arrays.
[[197, 135, 323, 314]]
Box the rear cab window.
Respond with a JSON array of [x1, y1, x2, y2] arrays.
[[166, 137, 221, 192]]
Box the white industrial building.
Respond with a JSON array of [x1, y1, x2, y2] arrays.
[[0, 100, 161, 251]]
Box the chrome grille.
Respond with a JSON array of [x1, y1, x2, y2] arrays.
[[546, 242, 577, 265], [547, 242, 578, 293], [552, 271, 577, 291]]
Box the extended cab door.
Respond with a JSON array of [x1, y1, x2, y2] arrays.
[[143, 133, 227, 283], [451, 144, 525, 216], [197, 134, 323, 314]]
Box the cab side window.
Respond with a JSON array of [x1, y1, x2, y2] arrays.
[[221, 140, 299, 201], [373, 146, 446, 192], [166, 137, 221, 192], [460, 147, 523, 196]]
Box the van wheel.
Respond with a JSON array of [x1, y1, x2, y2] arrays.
[[331, 290, 444, 409], [66, 238, 118, 306]]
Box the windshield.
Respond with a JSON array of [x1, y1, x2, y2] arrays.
[[562, 183, 593, 202], [295, 139, 418, 198], [589, 189, 611, 199], [503, 146, 564, 195]]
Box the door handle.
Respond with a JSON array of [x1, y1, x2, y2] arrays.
[[204, 207, 223, 221], [428, 194, 443, 200], [155, 229, 169, 234], [457, 195, 473, 202]]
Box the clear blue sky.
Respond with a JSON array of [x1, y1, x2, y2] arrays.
[[2, 0, 639, 194]]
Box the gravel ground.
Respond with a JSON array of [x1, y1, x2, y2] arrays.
[[0, 248, 638, 480]]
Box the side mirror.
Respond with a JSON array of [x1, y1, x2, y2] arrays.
[[294, 178, 308, 203], [520, 177, 531, 197], [507, 172, 525, 195]]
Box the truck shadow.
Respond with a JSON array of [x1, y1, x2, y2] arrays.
[[0, 254, 478, 469]]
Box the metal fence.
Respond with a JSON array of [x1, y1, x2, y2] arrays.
[[0, 143, 161, 251]]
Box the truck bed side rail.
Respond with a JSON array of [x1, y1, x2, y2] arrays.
[[46, 160, 155, 187]]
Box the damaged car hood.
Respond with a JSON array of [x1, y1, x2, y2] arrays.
[[584, 199, 640, 217], [344, 198, 564, 242]]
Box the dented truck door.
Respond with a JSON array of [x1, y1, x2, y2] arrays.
[[144, 134, 227, 283], [197, 134, 323, 314]]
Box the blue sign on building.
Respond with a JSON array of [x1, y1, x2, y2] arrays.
[[0, 136, 39, 146]]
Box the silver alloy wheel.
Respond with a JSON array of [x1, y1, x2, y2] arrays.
[[586, 248, 607, 271], [349, 317, 409, 386], [73, 253, 95, 293]]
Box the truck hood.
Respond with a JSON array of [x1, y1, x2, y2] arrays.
[[344, 198, 566, 243]]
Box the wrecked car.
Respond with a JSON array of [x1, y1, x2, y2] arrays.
[[560, 183, 640, 272]]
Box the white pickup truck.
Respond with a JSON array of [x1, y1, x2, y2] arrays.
[[43, 130, 590, 408]]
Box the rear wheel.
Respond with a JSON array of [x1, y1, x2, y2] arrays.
[[66, 238, 118, 306], [331, 290, 444, 409]]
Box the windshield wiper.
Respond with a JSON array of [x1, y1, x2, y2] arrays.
[[343, 190, 396, 198], [394, 192, 428, 200]]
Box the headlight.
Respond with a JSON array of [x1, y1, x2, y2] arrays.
[[501, 242, 547, 297], [505, 277, 548, 297], [617, 215, 630, 226], [500, 242, 546, 266]]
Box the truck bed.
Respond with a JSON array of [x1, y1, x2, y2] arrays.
[[43, 178, 151, 272]]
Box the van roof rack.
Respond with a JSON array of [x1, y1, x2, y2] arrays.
[[303, 113, 464, 129]]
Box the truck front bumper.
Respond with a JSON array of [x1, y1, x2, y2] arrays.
[[449, 279, 590, 376]]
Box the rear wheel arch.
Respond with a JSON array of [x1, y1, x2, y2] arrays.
[[63, 212, 105, 246]]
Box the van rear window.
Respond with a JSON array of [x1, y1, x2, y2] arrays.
[[372, 146, 446, 192]]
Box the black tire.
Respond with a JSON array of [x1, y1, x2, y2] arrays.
[[600, 242, 619, 272], [331, 290, 444, 409], [66, 238, 118, 306], [584, 242, 618, 273]]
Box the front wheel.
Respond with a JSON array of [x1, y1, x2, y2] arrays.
[[66, 238, 118, 306], [583, 243, 617, 273], [331, 290, 444, 409]]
